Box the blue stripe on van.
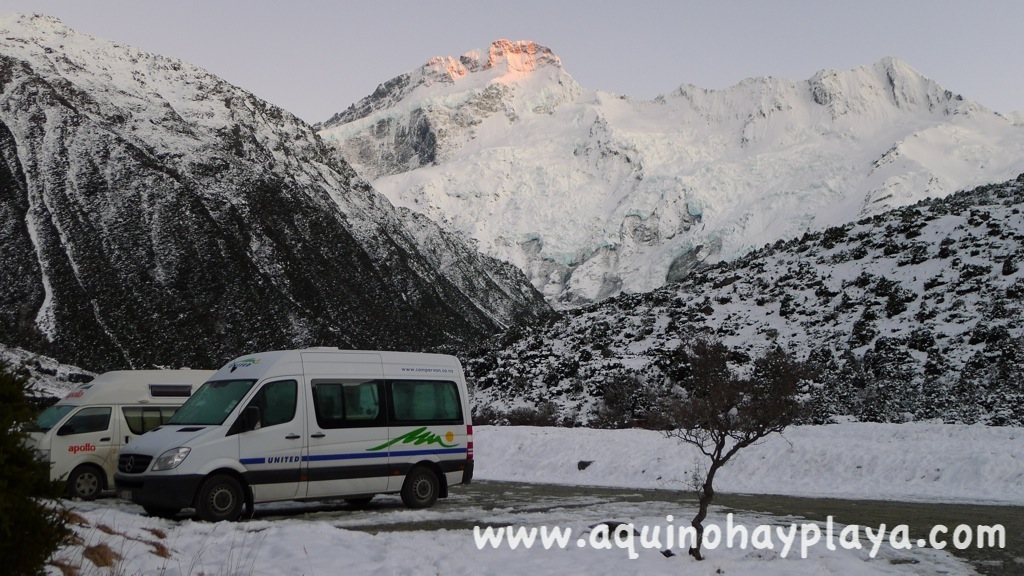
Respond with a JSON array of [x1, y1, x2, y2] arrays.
[[241, 447, 469, 466], [305, 452, 388, 462]]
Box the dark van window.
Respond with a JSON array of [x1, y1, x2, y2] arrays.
[[389, 380, 462, 424], [312, 379, 383, 429], [122, 406, 179, 435], [57, 407, 112, 436], [245, 380, 298, 428]]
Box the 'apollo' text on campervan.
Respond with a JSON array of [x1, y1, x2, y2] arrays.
[[114, 348, 474, 521]]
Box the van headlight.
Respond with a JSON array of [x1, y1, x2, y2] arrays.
[[35, 449, 50, 463], [152, 447, 191, 471]]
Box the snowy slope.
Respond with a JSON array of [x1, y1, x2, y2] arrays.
[[466, 176, 1024, 426], [319, 41, 1024, 306], [0, 343, 93, 398]]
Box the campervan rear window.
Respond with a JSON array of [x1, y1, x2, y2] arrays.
[[389, 380, 462, 424]]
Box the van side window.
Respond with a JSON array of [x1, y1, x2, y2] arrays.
[[122, 406, 179, 435], [311, 379, 383, 429], [246, 380, 298, 428], [57, 407, 112, 436], [389, 380, 462, 424]]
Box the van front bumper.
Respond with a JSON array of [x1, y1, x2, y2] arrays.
[[114, 473, 203, 510]]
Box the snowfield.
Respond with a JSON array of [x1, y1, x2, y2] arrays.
[[54, 422, 1021, 575], [473, 423, 1024, 505]]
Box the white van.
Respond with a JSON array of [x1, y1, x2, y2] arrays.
[[28, 369, 215, 500], [114, 348, 475, 521]]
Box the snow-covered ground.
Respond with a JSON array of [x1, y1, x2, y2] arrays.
[[53, 422, 1021, 575], [474, 423, 1024, 505]]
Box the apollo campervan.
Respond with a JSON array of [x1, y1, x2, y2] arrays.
[[28, 369, 215, 500], [114, 348, 475, 521]]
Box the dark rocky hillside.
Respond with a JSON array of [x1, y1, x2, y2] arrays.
[[466, 176, 1024, 426], [0, 15, 548, 372]]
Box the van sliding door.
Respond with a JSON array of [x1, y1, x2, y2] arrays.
[[302, 352, 389, 499]]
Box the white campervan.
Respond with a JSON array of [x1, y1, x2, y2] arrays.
[[114, 348, 475, 521], [28, 369, 215, 500]]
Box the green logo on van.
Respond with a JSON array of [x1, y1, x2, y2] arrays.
[[228, 357, 262, 372], [368, 427, 457, 451]]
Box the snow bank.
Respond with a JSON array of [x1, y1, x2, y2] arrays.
[[474, 422, 1024, 505], [59, 503, 972, 576], [48, 421, 1015, 575]]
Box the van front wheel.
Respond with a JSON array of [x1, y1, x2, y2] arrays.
[[67, 464, 105, 500], [196, 475, 245, 522], [401, 467, 439, 509]]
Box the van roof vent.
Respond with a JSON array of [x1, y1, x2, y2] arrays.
[[149, 384, 193, 397]]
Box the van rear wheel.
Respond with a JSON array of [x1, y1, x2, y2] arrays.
[[196, 475, 245, 522], [401, 467, 439, 509], [66, 465, 105, 500]]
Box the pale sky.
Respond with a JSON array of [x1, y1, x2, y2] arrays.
[[1, 1, 1022, 124]]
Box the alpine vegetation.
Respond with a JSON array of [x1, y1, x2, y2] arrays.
[[467, 176, 1024, 426], [660, 338, 807, 560], [0, 361, 72, 576]]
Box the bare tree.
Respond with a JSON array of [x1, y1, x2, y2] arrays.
[[663, 338, 808, 560]]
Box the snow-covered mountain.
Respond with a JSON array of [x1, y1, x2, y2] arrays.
[[0, 15, 548, 372], [319, 40, 1024, 307], [465, 175, 1024, 427]]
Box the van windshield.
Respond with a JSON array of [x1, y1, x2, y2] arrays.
[[167, 380, 256, 426], [32, 404, 77, 432]]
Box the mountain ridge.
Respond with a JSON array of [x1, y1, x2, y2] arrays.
[[319, 44, 1024, 307]]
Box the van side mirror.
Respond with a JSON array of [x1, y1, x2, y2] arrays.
[[243, 406, 261, 432]]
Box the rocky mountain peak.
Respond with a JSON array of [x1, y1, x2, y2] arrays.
[[420, 40, 559, 82], [0, 12, 66, 35], [318, 40, 567, 129], [808, 57, 966, 117], [475, 39, 559, 74]]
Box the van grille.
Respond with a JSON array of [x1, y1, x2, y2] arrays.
[[118, 454, 153, 474]]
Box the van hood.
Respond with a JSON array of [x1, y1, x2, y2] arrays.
[[122, 424, 219, 456], [24, 432, 45, 451]]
